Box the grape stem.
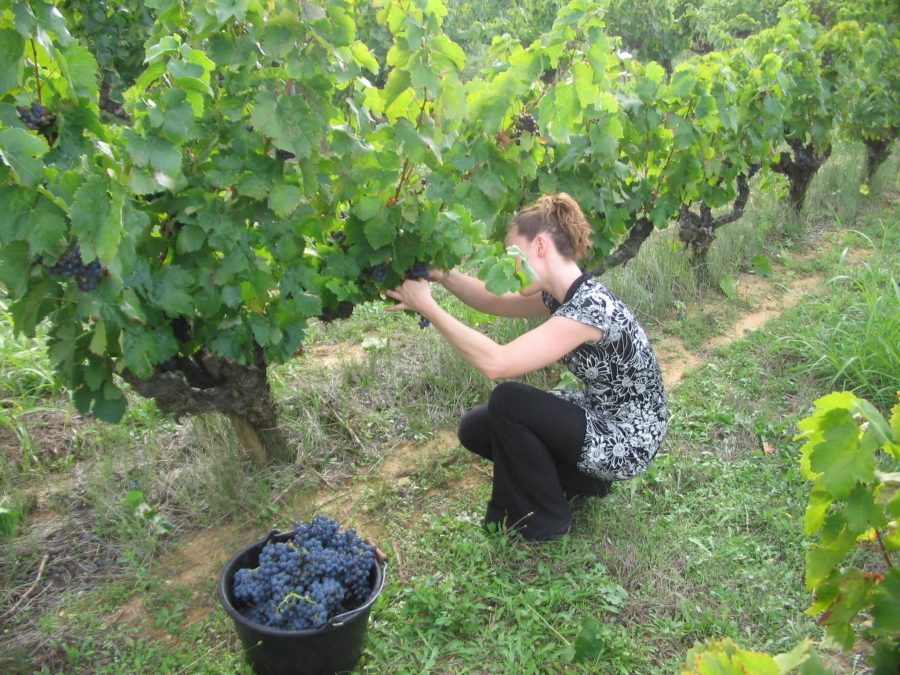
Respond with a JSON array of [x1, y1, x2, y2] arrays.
[[391, 91, 430, 202], [875, 529, 894, 569], [31, 39, 41, 102]]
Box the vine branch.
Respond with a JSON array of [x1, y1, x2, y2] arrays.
[[875, 530, 894, 569]]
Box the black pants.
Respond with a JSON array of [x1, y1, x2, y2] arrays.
[[458, 381, 611, 541]]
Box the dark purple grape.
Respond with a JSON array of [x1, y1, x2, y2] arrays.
[[515, 113, 539, 135], [49, 245, 105, 292], [368, 263, 389, 284], [407, 262, 430, 280]]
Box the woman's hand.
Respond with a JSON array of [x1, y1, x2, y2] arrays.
[[384, 278, 435, 315]]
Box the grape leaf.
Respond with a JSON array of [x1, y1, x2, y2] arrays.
[[0, 128, 49, 187], [268, 183, 303, 218], [808, 408, 875, 499], [870, 568, 900, 635], [60, 43, 99, 100], [805, 525, 856, 589], [0, 241, 30, 298], [26, 197, 68, 257], [0, 29, 25, 95], [92, 386, 127, 423]]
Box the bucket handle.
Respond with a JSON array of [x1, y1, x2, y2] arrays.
[[329, 559, 388, 627]]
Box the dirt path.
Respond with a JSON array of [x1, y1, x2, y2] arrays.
[[656, 271, 825, 390]]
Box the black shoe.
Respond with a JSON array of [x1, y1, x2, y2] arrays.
[[564, 479, 612, 501], [520, 519, 572, 544]]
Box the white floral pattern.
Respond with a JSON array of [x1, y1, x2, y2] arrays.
[[543, 278, 669, 480]]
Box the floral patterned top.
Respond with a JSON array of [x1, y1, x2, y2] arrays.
[[543, 276, 669, 480]]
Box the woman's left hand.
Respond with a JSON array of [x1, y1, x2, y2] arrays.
[[384, 278, 434, 315]]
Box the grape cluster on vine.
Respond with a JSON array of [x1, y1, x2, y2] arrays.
[[17, 102, 55, 134], [515, 113, 539, 135], [231, 515, 377, 631], [48, 245, 105, 292]]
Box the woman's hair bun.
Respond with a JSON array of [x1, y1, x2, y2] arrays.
[[511, 192, 593, 261]]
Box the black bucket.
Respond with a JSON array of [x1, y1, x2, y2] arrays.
[[217, 530, 387, 675]]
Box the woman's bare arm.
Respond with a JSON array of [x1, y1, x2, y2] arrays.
[[433, 269, 550, 318]]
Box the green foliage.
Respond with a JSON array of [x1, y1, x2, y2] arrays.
[[0, 496, 20, 540], [443, 0, 564, 51], [681, 637, 831, 674], [795, 391, 900, 669], [0, 0, 893, 430], [59, 0, 155, 108], [605, 0, 691, 70], [819, 1, 899, 150]]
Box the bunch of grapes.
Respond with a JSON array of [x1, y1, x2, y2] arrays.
[[367, 262, 389, 284], [48, 245, 105, 292], [17, 102, 55, 133], [231, 515, 378, 631], [515, 113, 539, 136]]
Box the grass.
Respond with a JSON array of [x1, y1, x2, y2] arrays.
[[0, 141, 897, 673]]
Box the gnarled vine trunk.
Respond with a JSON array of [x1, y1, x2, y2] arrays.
[[678, 166, 759, 274], [771, 138, 832, 212], [121, 344, 288, 465], [864, 137, 893, 184], [591, 217, 654, 276]]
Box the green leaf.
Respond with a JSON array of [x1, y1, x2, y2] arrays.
[[806, 525, 856, 589], [718, 275, 738, 299], [0, 29, 25, 94], [355, 196, 383, 221], [153, 266, 194, 315], [870, 568, 900, 635], [852, 399, 893, 448], [804, 490, 834, 536], [382, 69, 411, 110], [250, 91, 316, 159], [26, 197, 67, 257], [809, 408, 875, 499], [92, 386, 127, 423], [124, 131, 182, 176], [89, 320, 107, 356], [350, 41, 379, 75], [268, 183, 303, 218], [844, 485, 887, 534], [645, 62, 667, 85], [473, 170, 505, 202], [573, 617, 603, 662], [0, 241, 30, 298], [60, 43, 99, 100], [430, 35, 465, 71], [751, 255, 773, 276], [0, 128, 49, 187], [363, 217, 395, 249], [122, 329, 160, 378]]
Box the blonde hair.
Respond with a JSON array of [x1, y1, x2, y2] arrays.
[[509, 193, 593, 261]]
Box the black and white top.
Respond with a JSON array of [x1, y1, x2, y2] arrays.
[[543, 276, 669, 480]]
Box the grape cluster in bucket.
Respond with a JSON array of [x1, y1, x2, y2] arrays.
[[232, 515, 377, 631]]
